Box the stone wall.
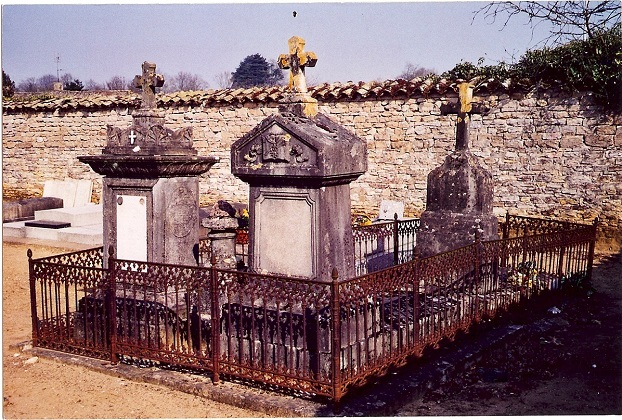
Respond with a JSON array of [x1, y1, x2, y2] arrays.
[[3, 88, 621, 245]]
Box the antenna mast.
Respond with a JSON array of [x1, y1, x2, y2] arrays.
[[55, 54, 62, 82]]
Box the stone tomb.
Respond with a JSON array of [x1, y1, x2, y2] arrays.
[[231, 37, 367, 281], [226, 36, 370, 377], [79, 61, 218, 266], [417, 82, 499, 257]]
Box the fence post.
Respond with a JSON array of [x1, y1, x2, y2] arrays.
[[27, 249, 39, 347], [330, 268, 342, 408], [412, 249, 421, 351], [474, 228, 482, 317], [586, 218, 599, 283], [502, 212, 510, 240], [107, 246, 118, 364], [210, 254, 221, 384], [393, 213, 399, 266]]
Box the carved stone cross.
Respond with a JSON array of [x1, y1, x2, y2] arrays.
[[132, 61, 164, 110], [440, 82, 488, 150], [278, 36, 317, 94]]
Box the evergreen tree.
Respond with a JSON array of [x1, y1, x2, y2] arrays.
[[3, 70, 15, 97], [64, 79, 84, 91], [230, 54, 283, 88]]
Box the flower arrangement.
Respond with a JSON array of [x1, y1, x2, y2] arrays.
[[352, 213, 372, 227], [508, 261, 539, 288]]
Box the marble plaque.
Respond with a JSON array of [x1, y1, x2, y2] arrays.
[[116, 194, 147, 262]]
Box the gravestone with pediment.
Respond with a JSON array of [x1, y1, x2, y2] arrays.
[[231, 36, 367, 282], [416, 82, 498, 257], [79, 61, 218, 266]]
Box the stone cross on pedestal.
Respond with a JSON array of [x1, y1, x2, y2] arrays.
[[440, 82, 488, 150], [132, 61, 164, 110], [278, 36, 317, 93]]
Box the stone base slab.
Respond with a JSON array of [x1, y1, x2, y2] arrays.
[[417, 211, 499, 258]]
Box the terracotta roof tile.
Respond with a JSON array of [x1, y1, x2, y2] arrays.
[[3, 77, 535, 112]]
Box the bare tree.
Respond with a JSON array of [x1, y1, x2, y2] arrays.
[[163, 71, 207, 93], [397, 63, 437, 80], [214, 71, 232, 89], [474, 1, 621, 45], [36, 74, 57, 91], [106, 75, 130, 90], [17, 77, 38, 92], [84, 79, 104, 91]]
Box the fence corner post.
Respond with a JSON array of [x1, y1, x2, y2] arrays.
[[210, 254, 221, 384], [474, 227, 482, 309], [27, 249, 39, 347], [107, 246, 118, 364], [330, 267, 342, 407], [587, 217, 599, 282]]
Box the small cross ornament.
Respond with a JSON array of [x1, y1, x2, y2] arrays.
[[440, 82, 488, 151], [128, 130, 137, 145], [132, 61, 164, 110], [278, 36, 317, 93]]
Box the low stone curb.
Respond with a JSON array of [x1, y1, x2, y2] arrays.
[[12, 322, 533, 417]]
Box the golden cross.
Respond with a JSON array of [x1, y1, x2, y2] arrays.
[[278, 36, 317, 93], [440, 82, 487, 150]]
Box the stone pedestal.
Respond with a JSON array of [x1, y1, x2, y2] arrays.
[[231, 98, 367, 282], [417, 149, 499, 257], [201, 201, 239, 270]]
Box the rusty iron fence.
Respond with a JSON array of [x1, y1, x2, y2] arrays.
[[28, 214, 597, 404]]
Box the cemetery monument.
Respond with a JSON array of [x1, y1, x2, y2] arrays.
[[231, 36, 367, 281], [79, 61, 219, 266], [416, 82, 498, 257]]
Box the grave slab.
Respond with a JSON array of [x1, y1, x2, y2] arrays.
[[34, 205, 102, 227], [24, 220, 71, 229]]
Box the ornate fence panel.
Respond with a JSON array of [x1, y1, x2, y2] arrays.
[[28, 247, 111, 360], [334, 262, 420, 400], [110, 258, 215, 371], [215, 269, 334, 397]]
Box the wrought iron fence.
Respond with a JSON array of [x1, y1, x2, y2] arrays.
[[28, 215, 597, 405]]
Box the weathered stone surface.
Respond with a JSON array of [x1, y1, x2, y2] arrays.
[[417, 150, 499, 257], [2, 197, 63, 222]]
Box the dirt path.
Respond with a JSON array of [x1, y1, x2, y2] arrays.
[[2, 242, 268, 419]]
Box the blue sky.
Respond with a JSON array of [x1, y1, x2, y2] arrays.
[[1, 2, 553, 88]]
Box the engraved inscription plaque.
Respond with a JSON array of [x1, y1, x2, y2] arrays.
[[256, 193, 315, 278]]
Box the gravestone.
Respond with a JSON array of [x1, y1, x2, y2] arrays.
[[79, 61, 218, 266], [231, 36, 367, 282], [200, 200, 239, 269], [377, 199, 405, 220], [416, 82, 499, 257]]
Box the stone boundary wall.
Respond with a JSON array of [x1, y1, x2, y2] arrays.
[[3, 88, 621, 244]]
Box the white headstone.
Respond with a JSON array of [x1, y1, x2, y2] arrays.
[[378, 200, 404, 220]]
